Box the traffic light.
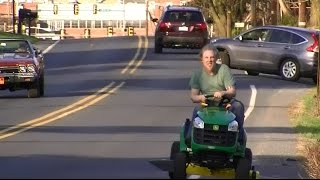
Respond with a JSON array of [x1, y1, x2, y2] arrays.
[[53, 4, 58, 15], [93, 4, 97, 14], [107, 26, 113, 36], [74, 4, 79, 15], [128, 26, 134, 36]]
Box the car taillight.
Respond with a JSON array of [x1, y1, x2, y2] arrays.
[[159, 22, 171, 32], [195, 23, 207, 30], [306, 33, 319, 52]]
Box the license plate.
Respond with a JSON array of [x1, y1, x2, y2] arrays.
[[178, 26, 188, 31], [0, 77, 4, 85]]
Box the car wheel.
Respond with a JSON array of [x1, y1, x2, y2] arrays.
[[219, 51, 230, 67], [154, 42, 162, 54], [246, 70, 259, 76], [39, 74, 45, 96], [280, 59, 300, 81], [28, 81, 40, 98]]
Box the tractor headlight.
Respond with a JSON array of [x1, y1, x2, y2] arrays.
[[18, 65, 27, 73], [228, 120, 238, 132], [27, 64, 36, 73], [193, 117, 204, 129]]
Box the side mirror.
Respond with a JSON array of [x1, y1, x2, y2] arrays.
[[238, 35, 243, 41], [35, 49, 42, 56], [152, 18, 158, 23], [206, 18, 213, 24]]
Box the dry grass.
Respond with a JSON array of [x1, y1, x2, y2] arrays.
[[303, 141, 320, 179], [289, 89, 320, 179]]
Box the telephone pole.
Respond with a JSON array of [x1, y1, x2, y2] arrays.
[[270, 0, 278, 25], [12, 0, 15, 34], [298, 0, 306, 28], [250, 0, 256, 27], [146, 0, 149, 37]]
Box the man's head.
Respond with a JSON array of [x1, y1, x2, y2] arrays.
[[199, 44, 219, 72], [17, 42, 29, 52]]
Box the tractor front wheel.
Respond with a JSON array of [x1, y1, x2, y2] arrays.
[[173, 152, 186, 179]]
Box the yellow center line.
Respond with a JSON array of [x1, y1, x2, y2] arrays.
[[0, 35, 146, 140], [0, 82, 125, 140], [121, 36, 143, 74], [129, 36, 149, 74], [0, 82, 125, 139], [0, 82, 115, 136]]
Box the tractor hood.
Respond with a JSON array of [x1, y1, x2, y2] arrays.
[[197, 107, 236, 126]]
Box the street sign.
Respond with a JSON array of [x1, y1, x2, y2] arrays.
[[235, 22, 245, 28]]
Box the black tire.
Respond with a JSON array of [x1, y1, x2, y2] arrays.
[[280, 59, 300, 81], [245, 148, 253, 165], [154, 42, 162, 54], [246, 70, 259, 76], [235, 148, 252, 179], [219, 51, 230, 67], [235, 158, 251, 179], [39, 74, 44, 96], [27, 81, 40, 98], [173, 152, 187, 179], [169, 141, 180, 179]]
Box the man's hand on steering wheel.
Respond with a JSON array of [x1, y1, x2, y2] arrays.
[[213, 91, 225, 98]]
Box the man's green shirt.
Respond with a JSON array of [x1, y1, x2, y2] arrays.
[[189, 64, 236, 95]]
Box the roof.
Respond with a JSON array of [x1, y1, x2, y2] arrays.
[[166, 5, 201, 12], [259, 25, 319, 33]]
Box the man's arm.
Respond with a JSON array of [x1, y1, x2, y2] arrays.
[[220, 85, 236, 99], [190, 88, 206, 103]]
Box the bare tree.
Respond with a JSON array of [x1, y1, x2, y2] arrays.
[[310, 0, 320, 28], [278, 0, 292, 16]]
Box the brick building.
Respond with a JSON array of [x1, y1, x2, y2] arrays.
[[0, 0, 191, 38]]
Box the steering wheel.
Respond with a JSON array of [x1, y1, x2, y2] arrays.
[[202, 94, 231, 109]]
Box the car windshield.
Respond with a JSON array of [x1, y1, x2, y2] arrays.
[[0, 40, 32, 59], [163, 11, 204, 23]]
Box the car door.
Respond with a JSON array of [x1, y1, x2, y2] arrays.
[[230, 28, 271, 70], [258, 29, 294, 72]]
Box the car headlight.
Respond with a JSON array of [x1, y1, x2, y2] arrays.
[[27, 64, 35, 73], [18, 65, 27, 73], [193, 117, 204, 129], [228, 120, 238, 132]]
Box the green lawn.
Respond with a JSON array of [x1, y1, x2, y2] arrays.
[[294, 88, 320, 140], [0, 32, 39, 43], [290, 88, 320, 179]]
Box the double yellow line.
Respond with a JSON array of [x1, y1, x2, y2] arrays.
[[0, 36, 148, 140], [121, 36, 149, 74]]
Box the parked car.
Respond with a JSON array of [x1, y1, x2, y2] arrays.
[[152, 5, 213, 53], [0, 39, 45, 98], [210, 25, 319, 83]]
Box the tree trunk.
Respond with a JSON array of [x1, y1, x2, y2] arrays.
[[310, 0, 320, 28], [209, 1, 227, 37], [278, 0, 292, 16]]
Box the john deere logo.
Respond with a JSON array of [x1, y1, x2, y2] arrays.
[[212, 125, 219, 131]]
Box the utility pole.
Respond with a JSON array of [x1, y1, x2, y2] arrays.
[[317, 33, 320, 115], [298, 0, 306, 28], [12, 0, 15, 34], [226, 10, 231, 37], [146, 0, 149, 37], [251, 0, 256, 27], [270, 0, 278, 25]]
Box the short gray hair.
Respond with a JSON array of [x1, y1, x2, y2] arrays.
[[199, 44, 219, 60]]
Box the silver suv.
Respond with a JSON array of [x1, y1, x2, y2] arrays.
[[211, 25, 319, 83]]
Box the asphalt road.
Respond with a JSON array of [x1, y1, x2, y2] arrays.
[[0, 37, 315, 179]]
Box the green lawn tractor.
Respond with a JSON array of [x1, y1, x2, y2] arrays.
[[169, 95, 259, 179]]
